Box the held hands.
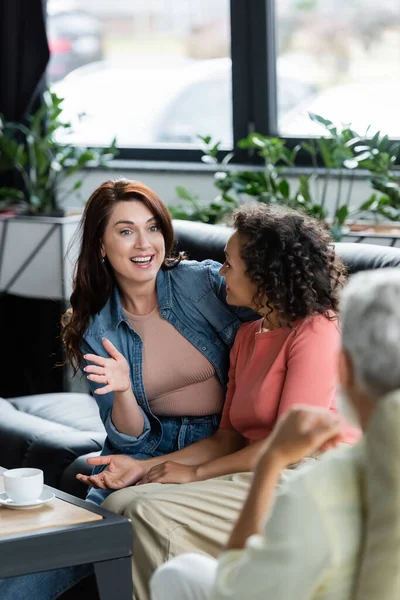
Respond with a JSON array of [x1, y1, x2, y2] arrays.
[[76, 455, 147, 489], [258, 405, 344, 471], [136, 462, 198, 485], [84, 338, 131, 395]]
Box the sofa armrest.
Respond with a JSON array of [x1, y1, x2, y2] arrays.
[[0, 395, 105, 490]]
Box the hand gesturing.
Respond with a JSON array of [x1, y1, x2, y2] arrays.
[[83, 338, 131, 395], [77, 454, 146, 489]]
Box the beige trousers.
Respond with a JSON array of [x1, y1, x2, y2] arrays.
[[102, 472, 253, 600]]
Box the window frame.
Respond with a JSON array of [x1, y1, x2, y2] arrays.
[[111, 0, 273, 164], [48, 0, 400, 167]]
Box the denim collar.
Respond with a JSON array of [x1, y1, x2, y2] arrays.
[[109, 285, 128, 327], [156, 267, 173, 310], [110, 267, 173, 328]]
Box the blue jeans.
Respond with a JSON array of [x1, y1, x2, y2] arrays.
[[87, 414, 220, 505], [0, 414, 219, 599], [0, 564, 93, 600]]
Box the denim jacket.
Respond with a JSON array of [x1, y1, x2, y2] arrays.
[[82, 259, 255, 456]]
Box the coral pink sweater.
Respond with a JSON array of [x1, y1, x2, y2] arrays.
[[220, 315, 359, 443]]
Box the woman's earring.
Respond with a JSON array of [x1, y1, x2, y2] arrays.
[[102, 256, 106, 263]]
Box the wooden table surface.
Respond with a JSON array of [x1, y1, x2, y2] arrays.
[[0, 474, 102, 537]]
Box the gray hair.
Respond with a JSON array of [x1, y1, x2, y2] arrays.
[[340, 268, 400, 399]]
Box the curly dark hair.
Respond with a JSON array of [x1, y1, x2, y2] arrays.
[[233, 204, 347, 326]]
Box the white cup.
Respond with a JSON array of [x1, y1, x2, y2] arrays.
[[3, 468, 44, 503]]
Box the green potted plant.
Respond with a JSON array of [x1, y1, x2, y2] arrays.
[[0, 90, 117, 216], [170, 115, 400, 242], [0, 90, 117, 299], [303, 115, 400, 239]]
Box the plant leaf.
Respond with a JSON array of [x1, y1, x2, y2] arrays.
[[336, 205, 349, 225]]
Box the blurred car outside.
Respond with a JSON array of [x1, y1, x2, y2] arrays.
[[47, 1, 104, 83], [51, 57, 318, 148]]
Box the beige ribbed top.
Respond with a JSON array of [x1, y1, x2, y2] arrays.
[[124, 307, 224, 417]]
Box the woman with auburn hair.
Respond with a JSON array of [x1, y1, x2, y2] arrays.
[[76, 203, 359, 600], [61, 177, 254, 506], [2, 176, 254, 600]]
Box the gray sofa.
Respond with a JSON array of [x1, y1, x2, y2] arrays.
[[1, 220, 400, 498]]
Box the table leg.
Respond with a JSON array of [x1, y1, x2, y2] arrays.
[[94, 557, 132, 600]]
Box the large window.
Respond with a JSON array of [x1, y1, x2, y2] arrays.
[[47, 0, 233, 149], [47, 0, 400, 160], [277, 0, 400, 138]]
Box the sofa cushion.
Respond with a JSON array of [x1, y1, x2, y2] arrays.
[[172, 220, 400, 272], [8, 392, 105, 433], [333, 243, 400, 274], [0, 394, 105, 489]]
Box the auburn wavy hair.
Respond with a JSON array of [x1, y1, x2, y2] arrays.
[[232, 204, 347, 326], [61, 179, 183, 373]]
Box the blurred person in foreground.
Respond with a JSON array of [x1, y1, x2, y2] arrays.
[[151, 268, 400, 600]]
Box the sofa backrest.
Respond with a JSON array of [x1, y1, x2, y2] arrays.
[[172, 220, 400, 273]]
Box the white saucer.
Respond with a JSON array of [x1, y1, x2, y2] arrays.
[[0, 489, 55, 510]]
